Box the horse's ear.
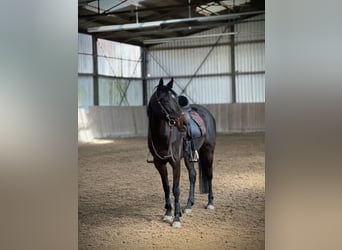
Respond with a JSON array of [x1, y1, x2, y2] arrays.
[[158, 78, 164, 89], [167, 78, 174, 89]]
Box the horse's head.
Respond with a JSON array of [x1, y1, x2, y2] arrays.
[[148, 78, 186, 131]]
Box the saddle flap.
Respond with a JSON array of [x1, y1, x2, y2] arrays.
[[189, 110, 206, 137]]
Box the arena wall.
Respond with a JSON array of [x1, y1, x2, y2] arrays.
[[78, 103, 264, 141]]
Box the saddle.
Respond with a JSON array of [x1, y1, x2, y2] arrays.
[[187, 110, 206, 138]]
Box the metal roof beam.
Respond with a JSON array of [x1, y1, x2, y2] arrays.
[[87, 10, 264, 33]]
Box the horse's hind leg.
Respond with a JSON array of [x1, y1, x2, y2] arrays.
[[206, 160, 214, 210], [184, 158, 196, 214], [155, 161, 172, 222], [199, 148, 215, 210]]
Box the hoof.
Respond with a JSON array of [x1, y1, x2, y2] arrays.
[[172, 221, 181, 228], [206, 204, 215, 210], [163, 215, 173, 222], [184, 208, 192, 214]]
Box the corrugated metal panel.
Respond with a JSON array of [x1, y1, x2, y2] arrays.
[[151, 26, 231, 49], [97, 56, 141, 77], [184, 76, 232, 104], [78, 54, 93, 73], [78, 33, 92, 54], [78, 33, 93, 73], [148, 45, 231, 77], [99, 77, 143, 106], [97, 39, 141, 77], [235, 43, 265, 72], [145, 20, 264, 105], [98, 57, 121, 76], [124, 80, 143, 106], [97, 39, 141, 60], [236, 74, 265, 103], [234, 15, 265, 104], [146, 76, 232, 104], [78, 76, 93, 107], [235, 14, 265, 42]]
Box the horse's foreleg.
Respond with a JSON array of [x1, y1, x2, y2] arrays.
[[155, 162, 172, 222], [171, 163, 182, 227], [184, 159, 196, 214]]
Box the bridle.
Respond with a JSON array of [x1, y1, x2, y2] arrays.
[[148, 89, 185, 163], [155, 89, 183, 127]]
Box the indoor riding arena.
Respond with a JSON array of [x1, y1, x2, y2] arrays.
[[78, 1, 265, 249]]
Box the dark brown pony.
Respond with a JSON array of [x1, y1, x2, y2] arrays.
[[147, 78, 216, 227]]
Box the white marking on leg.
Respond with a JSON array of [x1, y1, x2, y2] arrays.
[[206, 204, 215, 210], [172, 221, 181, 228], [163, 215, 173, 222], [184, 208, 192, 214]]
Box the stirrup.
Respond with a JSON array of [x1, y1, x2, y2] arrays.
[[190, 150, 199, 162]]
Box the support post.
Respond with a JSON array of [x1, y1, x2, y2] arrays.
[[231, 25, 236, 103], [92, 36, 99, 105], [141, 46, 148, 105]]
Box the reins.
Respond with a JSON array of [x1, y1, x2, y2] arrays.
[[147, 124, 177, 163]]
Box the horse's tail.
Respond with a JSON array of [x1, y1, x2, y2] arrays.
[[192, 104, 216, 194], [198, 151, 209, 194]]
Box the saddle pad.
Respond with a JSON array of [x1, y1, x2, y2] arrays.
[[190, 110, 206, 136]]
